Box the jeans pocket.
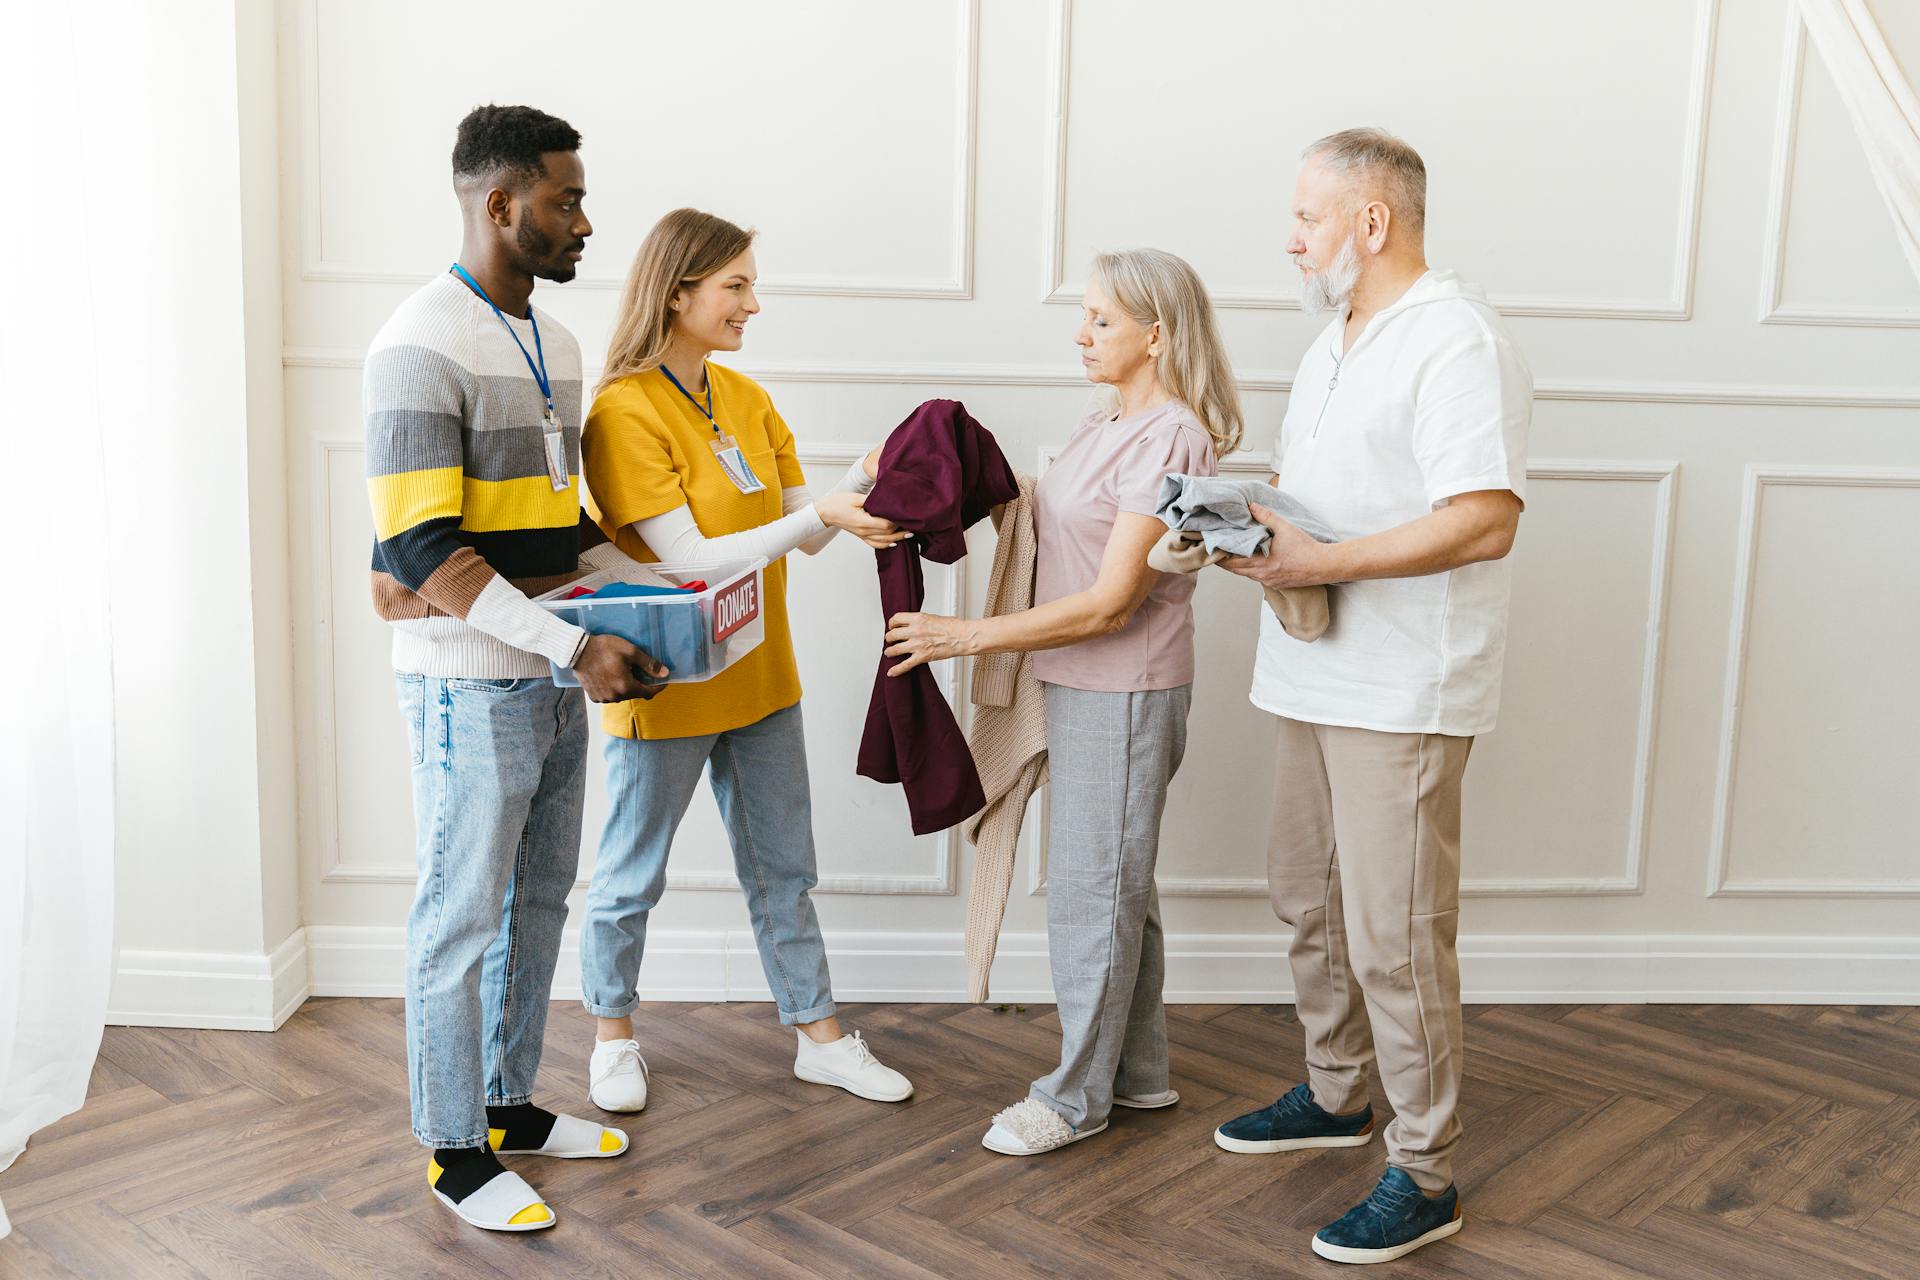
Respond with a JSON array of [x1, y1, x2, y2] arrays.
[[396, 672, 427, 765], [448, 675, 538, 694]]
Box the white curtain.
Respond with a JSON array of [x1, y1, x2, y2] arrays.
[[0, 6, 121, 1241], [1798, 0, 1920, 285]]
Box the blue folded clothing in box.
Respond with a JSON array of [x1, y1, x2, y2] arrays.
[[569, 582, 710, 678], [536, 559, 767, 688]]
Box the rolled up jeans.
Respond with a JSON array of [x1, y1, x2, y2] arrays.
[[396, 672, 585, 1149], [582, 703, 835, 1026]]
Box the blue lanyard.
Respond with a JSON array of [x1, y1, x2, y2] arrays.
[[657, 362, 719, 437], [449, 263, 554, 418]]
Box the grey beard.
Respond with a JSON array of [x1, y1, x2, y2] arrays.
[[1300, 236, 1360, 316]]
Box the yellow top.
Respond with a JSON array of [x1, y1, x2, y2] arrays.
[[581, 363, 808, 739]]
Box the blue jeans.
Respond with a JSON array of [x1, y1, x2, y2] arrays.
[[395, 673, 586, 1148], [581, 703, 835, 1025]]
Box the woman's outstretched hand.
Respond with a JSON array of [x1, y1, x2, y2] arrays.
[[817, 489, 909, 549], [883, 611, 975, 676]]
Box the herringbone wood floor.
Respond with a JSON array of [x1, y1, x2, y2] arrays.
[[4, 998, 1920, 1278]]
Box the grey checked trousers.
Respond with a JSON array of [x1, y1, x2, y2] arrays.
[[1029, 682, 1190, 1128]]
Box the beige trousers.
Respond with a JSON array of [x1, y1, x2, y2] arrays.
[[1265, 716, 1473, 1192]]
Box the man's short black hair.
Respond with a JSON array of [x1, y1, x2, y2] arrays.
[[451, 104, 581, 190]]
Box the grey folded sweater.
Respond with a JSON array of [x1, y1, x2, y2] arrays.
[[1152, 475, 1338, 554], [1149, 474, 1337, 643]]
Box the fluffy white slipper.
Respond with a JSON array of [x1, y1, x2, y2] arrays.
[[1113, 1089, 1180, 1109], [428, 1164, 554, 1232], [981, 1099, 1108, 1156], [491, 1112, 629, 1158]]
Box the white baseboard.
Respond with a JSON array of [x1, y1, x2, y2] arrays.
[[302, 926, 1920, 1008], [103, 927, 1920, 1031], [108, 928, 311, 1032]]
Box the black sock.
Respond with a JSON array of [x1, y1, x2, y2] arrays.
[[486, 1102, 558, 1151], [431, 1144, 505, 1204]]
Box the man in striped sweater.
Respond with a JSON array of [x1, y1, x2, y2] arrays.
[[365, 104, 663, 1233]]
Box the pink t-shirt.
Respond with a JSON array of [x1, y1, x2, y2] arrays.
[[1031, 401, 1219, 692]]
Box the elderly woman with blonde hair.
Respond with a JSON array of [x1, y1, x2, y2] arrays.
[[884, 247, 1241, 1155]]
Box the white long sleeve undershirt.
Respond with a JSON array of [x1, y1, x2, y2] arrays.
[[627, 458, 876, 565]]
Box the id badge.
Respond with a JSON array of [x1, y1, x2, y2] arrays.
[[541, 411, 570, 492], [710, 435, 766, 494]]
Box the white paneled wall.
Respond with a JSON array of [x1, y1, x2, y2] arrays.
[[241, 0, 1920, 1019]]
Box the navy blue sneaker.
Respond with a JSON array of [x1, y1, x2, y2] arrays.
[[1213, 1083, 1374, 1154], [1311, 1167, 1462, 1264]]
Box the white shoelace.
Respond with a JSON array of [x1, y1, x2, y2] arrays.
[[597, 1039, 646, 1075], [845, 1031, 878, 1067]]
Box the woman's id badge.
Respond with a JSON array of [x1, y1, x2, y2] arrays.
[[710, 435, 766, 494]]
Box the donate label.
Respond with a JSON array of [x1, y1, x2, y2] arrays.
[[713, 573, 760, 643]]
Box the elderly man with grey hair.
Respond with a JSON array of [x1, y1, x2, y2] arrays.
[[1211, 128, 1532, 1265]]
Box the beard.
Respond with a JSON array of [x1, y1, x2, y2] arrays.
[[518, 218, 583, 283], [1298, 234, 1360, 316]]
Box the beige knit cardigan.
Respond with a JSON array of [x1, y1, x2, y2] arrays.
[[962, 475, 1047, 1001]]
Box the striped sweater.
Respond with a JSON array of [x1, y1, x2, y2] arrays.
[[364, 271, 632, 677]]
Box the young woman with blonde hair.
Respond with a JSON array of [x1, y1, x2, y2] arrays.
[[578, 208, 912, 1111], [885, 247, 1240, 1155]]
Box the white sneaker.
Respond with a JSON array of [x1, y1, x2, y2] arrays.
[[589, 1038, 649, 1112], [792, 1030, 913, 1102]]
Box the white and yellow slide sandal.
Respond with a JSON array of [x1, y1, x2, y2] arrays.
[[491, 1112, 629, 1159], [428, 1160, 555, 1232]]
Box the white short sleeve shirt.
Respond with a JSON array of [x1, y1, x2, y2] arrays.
[[1250, 269, 1533, 737]]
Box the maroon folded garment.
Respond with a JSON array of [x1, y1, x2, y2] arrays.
[[856, 400, 1019, 835]]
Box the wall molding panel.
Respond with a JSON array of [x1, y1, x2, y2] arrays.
[[1757, 10, 1920, 329], [1707, 465, 1920, 898], [1039, 0, 1719, 320], [1464, 460, 1679, 898], [292, 0, 981, 300], [1023, 456, 1677, 901]]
